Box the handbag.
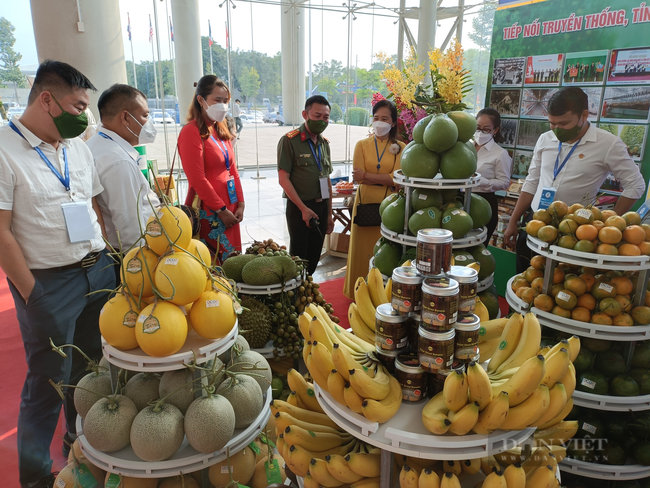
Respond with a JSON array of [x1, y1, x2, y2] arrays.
[[353, 153, 397, 227]]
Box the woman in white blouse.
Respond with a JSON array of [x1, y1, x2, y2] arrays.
[[473, 108, 513, 244]]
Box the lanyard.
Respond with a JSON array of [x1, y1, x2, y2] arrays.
[[307, 140, 322, 173], [374, 136, 388, 169], [10, 120, 70, 191], [98, 131, 137, 163], [553, 138, 583, 183], [210, 135, 230, 173]]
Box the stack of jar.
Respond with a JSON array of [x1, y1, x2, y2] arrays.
[[374, 229, 481, 404]]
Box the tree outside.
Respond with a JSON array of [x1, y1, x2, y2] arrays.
[[239, 66, 261, 101], [0, 17, 28, 106], [330, 103, 343, 123]]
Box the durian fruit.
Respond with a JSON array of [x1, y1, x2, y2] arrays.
[[239, 296, 272, 348]]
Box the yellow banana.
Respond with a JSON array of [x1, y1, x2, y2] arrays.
[[524, 464, 556, 488], [439, 472, 461, 488], [276, 433, 285, 456], [270, 399, 341, 429], [543, 339, 569, 360], [385, 278, 393, 304], [299, 312, 312, 340], [400, 465, 419, 488], [361, 374, 403, 423], [478, 317, 508, 342], [541, 348, 570, 388], [348, 303, 376, 344], [500, 385, 550, 430], [283, 424, 351, 452], [474, 298, 490, 323], [495, 312, 542, 374], [487, 313, 524, 373], [494, 354, 546, 407], [422, 391, 452, 435], [521, 447, 555, 477], [285, 444, 312, 477], [442, 461, 461, 476], [539, 346, 551, 357], [311, 341, 337, 380], [310, 457, 346, 487], [303, 340, 313, 364], [480, 456, 501, 476], [321, 309, 375, 353], [493, 448, 522, 466], [303, 473, 319, 488], [331, 343, 367, 382], [478, 338, 500, 362], [327, 369, 348, 406], [561, 363, 576, 399], [287, 390, 307, 409], [482, 470, 507, 488], [472, 390, 510, 435], [567, 335, 580, 362], [367, 268, 388, 308], [460, 459, 480, 475], [467, 361, 493, 410], [349, 365, 391, 400], [545, 445, 566, 463], [532, 383, 567, 428], [533, 420, 579, 447], [503, 463, 526, 488], [343, 382, 364, 414], [346, 451, 380, 477], [273, 412, 344, 436], [307, 352, 332, 393], [310, 315, 335, 351], [418, 468, 441, 488], [354, 277, 377, 328], [443, 370, 469, 413], [351, 477, 380, 488], [448, 401, 480, 435], [325, 454, 365, 484], [537, 398, 574, 430], [287, 368, 326, 413]]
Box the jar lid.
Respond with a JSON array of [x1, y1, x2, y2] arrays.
[[376, 344, 405, 357], [375, 303, 408, 323], [417, 229, 453, 244], [448, 266, 479, 283], [396, 353, 425, 374], [455, 314, 480, 331], [418, 324, 455, 341], [422, 277, 459, 296], [392, 266, 424, 285]]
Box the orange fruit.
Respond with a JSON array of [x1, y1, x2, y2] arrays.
[[516, 286, 530, 298], [553, 267, 565, 285], [551, 283, 565, 297], [573, 208, 595, 225], [599, 226, 623, 245], [606, 270, 624, 279], [591, 312, 613, 325], [549, 201, 569, 219], [564, 276, 587, 297], [645, 290, 650, 307], [614, 295, 632, 313], [511, 276, 529, 293], [579, 274, 596, 291], [610, 276, 634, 295], [599, 297, 623, 317], [538, 225, 559, 243], [526, 220, 546, 237], [638, 241, 650, 256], [558, 235, 578, 249], [552, 305, 572, 319], [577, 293, 597, 311], [591, 207, 603, 221], [613, 313, 634, 326], [524, 267, 544, 283], [534, 294, 554, 312], [623, 225, 646, 245], [641, 223, 650, 241], [596, 243, 619, 255], [555, 289, 577, 310], [574, 240, 595, 253], [605, 216, 627, 232], [592, 281, 617, 300], [601, 209, 618, 220], [619, 243, 641, 256], [571, 307, 592, 322], [632, 306, 650, 325], [576, 225, 598, 241], [530, 255, 546, 270], [520, 287, 537, 304], [592, 220, 605, 232], [531, 277, 545, 294], [559, 219, 579, 235], [623, 211, 642, 226], [533, 209, 552, 225], [580, 266, 596, 275], [568, 203, 585, 214]]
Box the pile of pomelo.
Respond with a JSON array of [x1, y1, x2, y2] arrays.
[[99, 206, 238, 357], [512, 256, 650, 326], [526, 201, 650, 256]]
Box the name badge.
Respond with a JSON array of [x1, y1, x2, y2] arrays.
[[227, 177, 238, 204], [319, 177, 330, 200], [61, 202, 96, 243], [538, 186, 557, 210]]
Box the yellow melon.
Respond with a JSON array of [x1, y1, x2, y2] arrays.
[[135, 301, 188, 357], [154, 251, 207, 306], [145, 206, 192, 256], [185, 239, 212, 266], [189, 290, 237, 339], [104, 472, 159, 488], [99, 291, 141, 350], [122, 246, 159, 301]]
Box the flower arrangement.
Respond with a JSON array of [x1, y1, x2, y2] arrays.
[[375, 39, 473, 143]]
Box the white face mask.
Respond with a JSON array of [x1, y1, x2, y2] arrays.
[[474, 131, 493, 146], [127, 113, 157, 144], [372, 120, 392, 137], [204, 101, 229, 123]]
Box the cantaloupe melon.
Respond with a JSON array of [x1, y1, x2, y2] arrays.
[[189, 290, 237, 339], [250, 455, 286, 488], [135, 302, 188, 357], [130, 402, 185, 461], [124, 372, 161, 411], [158, 475, 200, 488], [219, 336, 250, 363], [74, 371, 113, 418], [83, 395, 138, 452], [209, 446, 257, 488], [184, 394, 236, 453], [228, 350, 272, 394], [159, 369, 195, 414], [99, 291, 141, 350], [121, 246, 159, 301], [217, 374, 264, 429], [145, 205, 192, 256], [104, 472, 159, 488]]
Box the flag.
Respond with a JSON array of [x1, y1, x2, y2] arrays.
[[127, 13, 132, 41], [169, 17, 174, 42], [208, 20, 213, 47], [149, 15, 153, 43], [225, 21, 229, 49]]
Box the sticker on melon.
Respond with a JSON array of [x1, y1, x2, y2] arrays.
[[122, 246, 159, 300], [99, 292, 141, 351], [144, 205, 193, 256]]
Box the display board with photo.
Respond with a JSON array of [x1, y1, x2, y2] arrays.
[[598, 123, 648, 161], [520, 88, 557, 119], [607, 47, 650, 85], [492, 57, 526, 87], [489, 89, 521, 117], [582, 87, 604, 121], [517, 120, 550, 148], [500, 119, 519, 148], [601, 86, 650, 123], [562, 50, 608, 86], [512, 149, 534, 178], [524, 54, 564, 86]]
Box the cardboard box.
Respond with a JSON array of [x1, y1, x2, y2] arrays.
[[155, 174, 177, 204], [330, 232, 350, 253]]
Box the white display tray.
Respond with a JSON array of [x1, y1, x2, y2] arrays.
[[572, 390, 650, 411], [252, 340, 275, 359], [477, 273, 495, 293], [380, 225, 487, 249], [236, 277, 301, 295], [559, 457, 650, 480], [392, 170, 482, 190], [505, 277, 529, 313], [76, 387, 271, 478], [527, 236, 650, 271], [102, 323, 238, 372], [314, 384, 534, 460]]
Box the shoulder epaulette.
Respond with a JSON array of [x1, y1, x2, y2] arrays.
[[286, 129, 300, 139], [322, 137, 330, 143]]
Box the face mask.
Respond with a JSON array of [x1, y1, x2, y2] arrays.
[[474, 131, 493, 146], [553, 118, 584, 143], [49, 94, 88, 139], [204, 101, 228, 123], [307, 118, 328, 135], [372, 120, 392, 137], [126, 112, 157, 144]]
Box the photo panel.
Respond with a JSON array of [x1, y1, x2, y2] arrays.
[[607, 47, 650, 85], [512, 149, 534, 178], [598, 123, 648, 161], [517, 120, 550, 149], [524, 54, 564, 87], [491, 57, 526, 87], [601, 86, 650, 123], [500, 119, 519, 148], [520, 88, 558, 119], [562, 50, 609, 86], [489, 89, 521, 117], [582, 87, 604, 121]]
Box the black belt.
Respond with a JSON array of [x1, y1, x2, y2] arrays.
[[58, 252, 101, 271]]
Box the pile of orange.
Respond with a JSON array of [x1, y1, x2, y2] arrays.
[[511, 257, 650, 326], [525, 201, 650, 256]]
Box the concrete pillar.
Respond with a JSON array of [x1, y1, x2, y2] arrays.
[[456, 0, 465, 42], [417, 0, 437, 61], [281, 4, 306, 126], [30, 0, 127, 121], [171, 0, 203, 123], [397, 0, 406, 69]]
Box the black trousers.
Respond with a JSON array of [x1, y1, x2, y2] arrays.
[[286, 199, 329, 276], [476, 192, 499, 246], [516, 210, 534, 274]]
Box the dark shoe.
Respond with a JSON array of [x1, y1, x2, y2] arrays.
[[21, 472, 58, 488], [62, 432, 76, 458]]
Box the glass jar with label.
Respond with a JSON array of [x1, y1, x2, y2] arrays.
[[448, 266, 479, 316], [421, 277, 459, 332], [418, 325, 455, 372], [375, 345, 404, 375], [395, 353, 427, 402], [391, 266, 424, 314], [415, 229, 453, 277], [454, 314, 480, 362], [375, 303, 408, 351], [407, 313, 421, 353]]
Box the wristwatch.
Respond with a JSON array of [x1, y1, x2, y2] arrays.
[[216, 206, 227, 213]]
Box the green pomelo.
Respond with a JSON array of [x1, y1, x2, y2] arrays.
[[470, 244, 496, 280], [412, 188, 443, 212], [381, 196, 406, 233], [400, 143, 440, 179], [576, 415, 605, 438], [452, 250, 476, 266], [632, 441, 650, 466], [610, 375, 640, 396], [595, 351, 627, 378], [379, 193, 400, 216], [478, 288, 499, 320], [373, 237, 387, 255], [630, 369, 650, 395], [423, 114, 458, 152], [441, 208, 473, 239], [633, 343, 650, 369], [573, 349, 594, 373], [443, 201, 464, 211], [447, 111, 478, 143], [439, 141, 478, 179], [465, 141, 478, 159], [412, 115, 433, 144], [398, 247, 417, 266], [604, 417, 629, 442], [577, 371, 609, 395], [581, 337, 611, 353], [440, 188, 460, 204], [408, 207, 442, 235], [374, 242, 401, 277], [469, 194, 492, 229], [602, 442, 628, 465]]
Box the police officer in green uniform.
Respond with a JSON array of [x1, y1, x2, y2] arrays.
[[278, 95, 334, 275]]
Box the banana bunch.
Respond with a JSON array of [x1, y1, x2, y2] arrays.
[[486, 444, 565, 488], [301, 303, 403, 424], [348, 268, 390, 345], [396, 455, 484, 488], [477, 317, 508, 363]]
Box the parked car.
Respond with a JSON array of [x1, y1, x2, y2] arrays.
[[6, 107, 25, 120], [263, 113, 278, 123], [240, 113, 264, 124], [152, 111, 175, 124]]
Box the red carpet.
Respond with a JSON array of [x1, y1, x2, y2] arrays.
[[318, 277, 352, 329]]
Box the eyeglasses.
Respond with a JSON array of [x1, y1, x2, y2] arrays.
[[476, 127, 494, 134]]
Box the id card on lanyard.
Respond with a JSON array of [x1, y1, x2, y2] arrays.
[[308, 139, 330, 200], [538, 138, 582, 210], [211, 135, 238, 204]]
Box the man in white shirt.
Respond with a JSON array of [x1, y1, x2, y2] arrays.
[[86, 84, 160, 265], [232, 98, 243, 137], [504, 87, 645, 272], [0, 60, 115, 488]]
